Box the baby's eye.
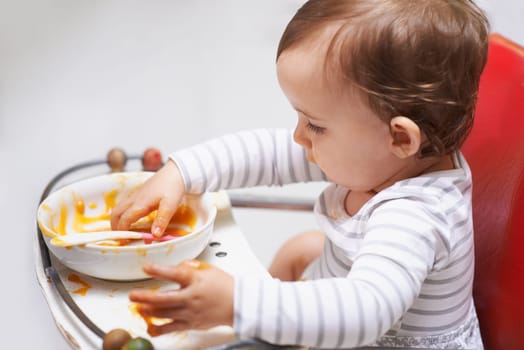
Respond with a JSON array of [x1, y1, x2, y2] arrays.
[[306, 122, 325, 134]]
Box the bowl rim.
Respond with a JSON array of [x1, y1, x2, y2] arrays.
[[37, 172, 217, 252]]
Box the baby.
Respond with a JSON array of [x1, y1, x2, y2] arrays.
[[111, 0, 489, 348]]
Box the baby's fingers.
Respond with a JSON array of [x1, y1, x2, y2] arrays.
[[117, 200, 159, 231], [137, 304, 192, 320], [151, 196, 179, 237], [130, 289, 186, 308], [147, 319, 190, 336], [110, 197, 132, 230], [142, 262, 195, 288]]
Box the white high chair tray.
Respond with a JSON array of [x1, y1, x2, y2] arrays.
[[35, 191, 270, 350]]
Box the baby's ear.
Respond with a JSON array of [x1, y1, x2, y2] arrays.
[[388, 116, 421, 158]]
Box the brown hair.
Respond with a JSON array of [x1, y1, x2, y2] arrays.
[[277, 0, 490, 157]]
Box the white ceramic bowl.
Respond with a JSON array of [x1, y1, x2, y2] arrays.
[[37, 172, 217, 281]]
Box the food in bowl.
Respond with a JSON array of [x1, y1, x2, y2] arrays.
[[37, 172, 217, 281]]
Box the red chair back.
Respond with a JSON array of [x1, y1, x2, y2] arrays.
[[462, 34, 524, 350]]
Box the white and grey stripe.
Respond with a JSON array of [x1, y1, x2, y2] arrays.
[[171, 129, 481, 349]]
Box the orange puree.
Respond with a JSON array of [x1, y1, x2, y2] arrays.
[[53, 188, 198, 246], [68, 274, 91, 296], [186, 260, 211, 270], [129, 302, 171, 336]]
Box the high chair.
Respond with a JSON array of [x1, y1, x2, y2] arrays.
[[461, 33, 524, 350]]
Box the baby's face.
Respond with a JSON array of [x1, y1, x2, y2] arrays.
[[276, 38, 406, 192]]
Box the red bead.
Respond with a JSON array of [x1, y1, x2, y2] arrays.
[[107, 147, 127, 172], [142, 147, 163, 171]]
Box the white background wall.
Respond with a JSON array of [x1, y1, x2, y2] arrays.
[[1, 1, 522, 348]]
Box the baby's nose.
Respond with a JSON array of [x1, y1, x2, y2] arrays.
[[293, 122, 310, 148]]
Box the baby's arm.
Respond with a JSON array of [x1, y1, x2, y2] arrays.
[[234, 201, 448, 348], [171, 128, 326, 194], [112, 128, 325, 235]]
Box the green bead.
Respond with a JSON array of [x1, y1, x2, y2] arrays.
[[121, 337, 154, 350]]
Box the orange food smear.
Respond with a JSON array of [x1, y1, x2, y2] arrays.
[[187, 260, 211, 270], [129, 302, 171, 337], [71, 191, 115, 233], [68, 274, 91, 296], [73, 193, 85, 215], [57, 201, 68, 236], [171, 205, 197, 228], [135, 248, 147, 257], [103, 189, 119, 214], [94, 239, 131, 247], [129, 206, 197, 237], [52, 186, 198, 247]]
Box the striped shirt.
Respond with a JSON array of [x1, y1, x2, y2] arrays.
[[170, 128, 483, 349]]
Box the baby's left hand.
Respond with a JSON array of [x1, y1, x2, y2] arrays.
[[130, 260, 234, 336]]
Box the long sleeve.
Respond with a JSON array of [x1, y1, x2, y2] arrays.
[[233, 198, 445, 348], [169, 128, 326, 193], [232, 150, 480, 349]]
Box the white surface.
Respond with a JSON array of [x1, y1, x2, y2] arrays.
[[35, 198, 269, 350], [1, 0, 522, 348]]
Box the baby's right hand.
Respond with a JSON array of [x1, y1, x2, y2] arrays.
[[110, 160, 185, 237]]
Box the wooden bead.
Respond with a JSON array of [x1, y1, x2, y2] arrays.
[[107, 147, 127, 172], [142, 147, 163, 171]]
